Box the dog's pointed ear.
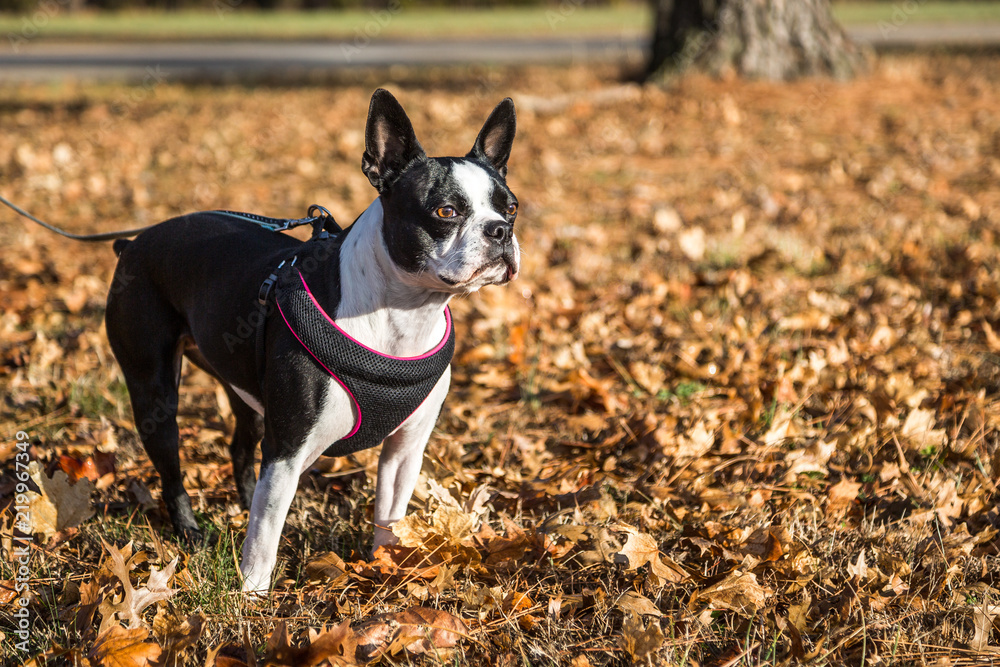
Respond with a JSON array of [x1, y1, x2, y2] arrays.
[[362, 89, 426, 193], [467, 98, 516, 177]]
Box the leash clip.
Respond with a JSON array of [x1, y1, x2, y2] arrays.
[[258, 260, 286, 305], [307, 204, 341, 237]]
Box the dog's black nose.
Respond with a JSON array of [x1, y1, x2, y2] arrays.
[[485, 220, 513, 245]]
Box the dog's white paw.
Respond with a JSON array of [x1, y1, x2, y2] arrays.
[[240, 569, 271, 595], [371, 522, 399, 558]]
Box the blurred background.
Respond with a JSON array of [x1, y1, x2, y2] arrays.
[[2, 0, 1000, 82]]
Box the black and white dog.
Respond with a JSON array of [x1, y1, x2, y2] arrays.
[[105, 89, 519, 592]]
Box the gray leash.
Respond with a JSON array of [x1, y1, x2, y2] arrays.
[[0, 192, 340, 241], [0, 191, 153, 241]]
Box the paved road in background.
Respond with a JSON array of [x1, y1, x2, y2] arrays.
[[1, 23, 998, 82], [0, 36, 647, 81]]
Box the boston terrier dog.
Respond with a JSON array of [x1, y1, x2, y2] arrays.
[[105, 89, 519, 592]]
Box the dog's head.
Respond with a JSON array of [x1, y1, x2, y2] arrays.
[[362, 88, 519, 294]]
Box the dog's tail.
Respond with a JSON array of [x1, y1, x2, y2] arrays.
[[112, 239, 131, 257]]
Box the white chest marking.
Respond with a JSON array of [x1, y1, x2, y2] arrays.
[[303, 375, 358, 460]]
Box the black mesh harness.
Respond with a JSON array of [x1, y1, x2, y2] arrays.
[[214, 207, 455, 457], [275, 269, 454, 455]]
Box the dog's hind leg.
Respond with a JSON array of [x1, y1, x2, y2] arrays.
[[180, 347, 263, 513], [106, 289, 201, 541], [224, 388, 264, 511]]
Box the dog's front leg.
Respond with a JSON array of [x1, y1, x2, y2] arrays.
[[239, 453, 304, 593], [372, 368, 452, 553]]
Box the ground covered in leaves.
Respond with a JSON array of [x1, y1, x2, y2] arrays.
[[1, 54, 1000, 666]]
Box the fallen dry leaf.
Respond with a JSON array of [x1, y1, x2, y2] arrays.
[[692, 571, 771, 617], [303, 551, 348, 583], [615, 591, 662, 617], [393, 504, 476, 546], [391, 504, 483, 568], [0, 580, 18, 606], [58, 450, 116, 489], [826, 478, 861, 517], [619, 612, 665, 662], [970, 605, 1000, 653], [153, 609, 205, 660], [98, 540, 177, 634], [739, 525, 787, 562], [88, 625, 162, 667], [304, 622, 358, 666], [481, 516, 532, 566], [126, 479, 157, 511], [355, 606, 467, 661], [900, 407, 947, 451], [613, 523, 688, 584], [25, 460, 95, 540], [262, 619, 358, 667], [847, 549, 868, 582]]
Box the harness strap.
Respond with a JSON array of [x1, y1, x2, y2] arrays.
[[255, 258, 290, 395], [255, 297, 268, 397], [210, 204, 341, 235], [215, 204, 341, 398], [255, 254, 299, 398], [253, 217, 352, 398]]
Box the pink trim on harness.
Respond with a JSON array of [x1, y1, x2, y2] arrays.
[[275, 295, 363, 440], [298, 271, 452, 361]]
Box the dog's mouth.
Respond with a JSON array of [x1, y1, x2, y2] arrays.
[[478, 257, 518, 284], [436, 246, 520, 291], [499, 258, 518, 283], [439, 258, 517, 288]]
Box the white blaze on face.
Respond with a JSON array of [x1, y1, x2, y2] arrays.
[[451, 160, 497, 221]]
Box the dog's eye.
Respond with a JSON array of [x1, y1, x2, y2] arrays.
[[506, 203, 518, 216], [436, 206, 457, 219]]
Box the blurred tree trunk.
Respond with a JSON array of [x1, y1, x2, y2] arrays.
[[645, 0, 868, 81]]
